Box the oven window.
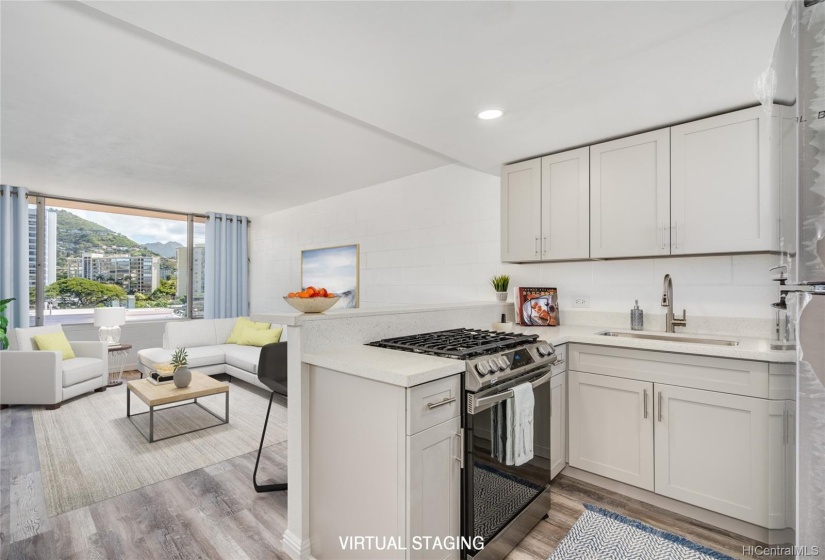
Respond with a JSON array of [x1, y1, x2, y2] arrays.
[[469, 379, 552, 543]]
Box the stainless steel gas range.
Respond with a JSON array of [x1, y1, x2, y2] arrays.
[[369, 328, 558, 559]]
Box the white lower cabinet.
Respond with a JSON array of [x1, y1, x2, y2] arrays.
[[568, 371, 654, 491], [549, 372, 567, 479], [407, 416, 462, 560], [309, 369, 462, 560], [653, 384, 770, 526], [567, 355, 793, 529]]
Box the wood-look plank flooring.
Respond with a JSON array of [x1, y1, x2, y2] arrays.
[[2, 371, 771, 560]]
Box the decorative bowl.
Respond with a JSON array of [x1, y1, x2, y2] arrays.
[[283, 296, 340, 313]]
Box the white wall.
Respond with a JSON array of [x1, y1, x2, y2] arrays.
[[249, 163, 779, 321], [250, 164, 502, 312]]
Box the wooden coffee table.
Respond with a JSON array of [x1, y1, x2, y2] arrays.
[[126, 371, 229, 443]]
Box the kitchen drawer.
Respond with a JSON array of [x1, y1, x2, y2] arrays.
[[551, 344, 567, 376], [407, 374, 461, 435], [569, 344, 769, 398]]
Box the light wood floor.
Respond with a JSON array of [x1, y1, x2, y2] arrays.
[[1, 371, 773, 560]]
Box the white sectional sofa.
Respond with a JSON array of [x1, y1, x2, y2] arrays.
[[137, 318, 286, 391]]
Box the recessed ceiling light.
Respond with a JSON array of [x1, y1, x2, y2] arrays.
[[477, 109, 504, 120]]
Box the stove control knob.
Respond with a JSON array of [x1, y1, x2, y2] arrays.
[[475, 361, 491, 376], [497, 357, 510, 370], [537, 343, 554, 357], [486, 359, 500, 372]]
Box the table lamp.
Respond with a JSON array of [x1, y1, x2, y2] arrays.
[[94, 307, 126, 345]]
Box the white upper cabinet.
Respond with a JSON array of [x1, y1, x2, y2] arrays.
[[502, 107, 779, 260], [670, 106, 778, 255], [590, 129, 671, 258], [540, 148, 590, 260], [502, 149, 589, 262], [501, 159, 542, 262]]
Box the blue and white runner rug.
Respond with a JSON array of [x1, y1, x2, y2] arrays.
[[548, 504, 735, 560]]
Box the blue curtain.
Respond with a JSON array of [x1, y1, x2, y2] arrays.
[[204, 212, 249, 319], [0, 185, 30, 330]]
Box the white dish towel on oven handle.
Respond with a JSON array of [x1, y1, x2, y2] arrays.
[[508, 382, 535, 466]]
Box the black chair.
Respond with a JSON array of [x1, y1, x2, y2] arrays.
[[253, 341, 288, 493]]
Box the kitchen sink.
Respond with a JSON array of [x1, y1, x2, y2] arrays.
[[598, 331, 740, 346]]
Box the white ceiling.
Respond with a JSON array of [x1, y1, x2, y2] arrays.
[[1, 1, 786, 218]]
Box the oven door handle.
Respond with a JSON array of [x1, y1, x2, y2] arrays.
[[472, 368, 553, 410]]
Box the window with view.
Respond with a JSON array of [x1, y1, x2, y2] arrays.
[[27, 198, 206, 326]]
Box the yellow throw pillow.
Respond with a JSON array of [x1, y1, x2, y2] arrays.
[[33, 332, 76, 360], [226, 317, 271, 344], [237, 327, 283, 347]]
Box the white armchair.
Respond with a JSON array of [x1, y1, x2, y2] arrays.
[[0, 325, 108, 410]]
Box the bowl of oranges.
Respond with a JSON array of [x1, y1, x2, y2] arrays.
[[284, 286, 340, 313]]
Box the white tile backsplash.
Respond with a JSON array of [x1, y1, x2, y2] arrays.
[[250, 163, 780, 320]]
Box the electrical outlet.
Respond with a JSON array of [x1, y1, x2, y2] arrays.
[[572, 295, 590, 308]]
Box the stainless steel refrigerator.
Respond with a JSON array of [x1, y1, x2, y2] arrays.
[[761, 0, 825, 552]]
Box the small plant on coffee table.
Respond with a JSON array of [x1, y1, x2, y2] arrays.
[[170, 348, 188, 372]]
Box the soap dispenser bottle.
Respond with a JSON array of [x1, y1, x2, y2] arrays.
[[631, 300, 644, 331]]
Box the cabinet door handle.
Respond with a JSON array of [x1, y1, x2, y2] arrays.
[[660, 223, 666, 250], [643, 389, 648, 419], [673, 222, 678, 250], [543, 237, 547, 256], [657, 391, 663, 422], [535, 236, 540, 256], [428, 396, 456, 410], [455, 428, 465, 469]]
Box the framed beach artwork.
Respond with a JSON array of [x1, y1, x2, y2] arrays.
[[300, 244, 360, 309]]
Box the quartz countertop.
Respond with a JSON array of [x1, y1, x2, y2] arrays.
[[253, 301, 505, 327], [508, 325, 796, 363], [303, 345, 464, 388], [302, 324, 795, 388]]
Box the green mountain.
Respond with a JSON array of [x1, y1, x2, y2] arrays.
[[54, 209, 157, 270]]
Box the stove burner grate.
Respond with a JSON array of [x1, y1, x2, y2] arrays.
[[368, 328, 539, 359]]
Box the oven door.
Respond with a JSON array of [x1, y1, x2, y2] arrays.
[[463, 365, 554, 559]]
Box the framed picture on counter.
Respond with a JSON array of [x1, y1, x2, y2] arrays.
[[515, 287, 560, 326]]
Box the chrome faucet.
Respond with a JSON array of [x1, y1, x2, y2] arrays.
[[661, 274, 687, 333]]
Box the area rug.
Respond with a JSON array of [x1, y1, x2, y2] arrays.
[[548, 504, 735, 560], [32, 379, 287, 516]]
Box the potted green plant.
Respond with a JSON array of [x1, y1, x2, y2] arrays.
[[170, 347, 191, 388], [490, 275, 511, 302], [0, 298, 15, 351]]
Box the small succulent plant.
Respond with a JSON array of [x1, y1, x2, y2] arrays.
[[490, 275, 511, 292], [170, 348, 188, 372]]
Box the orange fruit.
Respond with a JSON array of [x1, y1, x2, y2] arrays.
[[287, 292, 296, 298]]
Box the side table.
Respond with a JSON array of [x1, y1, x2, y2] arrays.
[[107, 343, 133, 387]]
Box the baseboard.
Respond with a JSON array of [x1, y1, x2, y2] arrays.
[[560, 466, 790, 545], [282, 530, 314, 560]]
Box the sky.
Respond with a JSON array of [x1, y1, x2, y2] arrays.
[[65, 209, 189, 245]]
